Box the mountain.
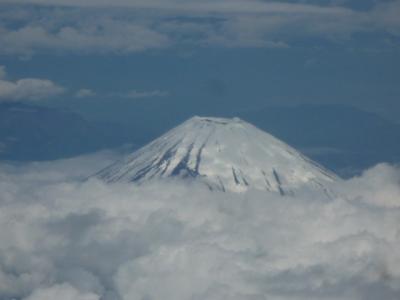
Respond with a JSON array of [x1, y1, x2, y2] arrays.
[[237, 104, 400, 177], [72, 102, 400, 178], [0, 102, 130, 161], [95, 116, 338, 196], [4, 101, 398, 178]]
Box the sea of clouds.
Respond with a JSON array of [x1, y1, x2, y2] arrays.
[[0, 151, 399, 300]]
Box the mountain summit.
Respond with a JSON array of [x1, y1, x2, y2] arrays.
[[95, 116, 338, 195]]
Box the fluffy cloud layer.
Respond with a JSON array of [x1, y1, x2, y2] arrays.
[[0, 66, 65, 101], [0, 152, 399, 300], [0, 0, 399, 55]]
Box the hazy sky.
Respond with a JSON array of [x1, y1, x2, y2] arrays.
[[0, 0, 399, 122]]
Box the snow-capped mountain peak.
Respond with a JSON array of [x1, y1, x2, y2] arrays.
[[95, 116, 338, 195]]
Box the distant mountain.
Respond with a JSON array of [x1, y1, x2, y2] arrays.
[[0, 102, 130, 161], [237, 105, 400, 177], [95, 116, 337, 197], [2, 102, 398, 177], [77, 103, 400, 177]]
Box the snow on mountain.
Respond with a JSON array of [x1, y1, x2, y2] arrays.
[[95, 116, 338, 196]]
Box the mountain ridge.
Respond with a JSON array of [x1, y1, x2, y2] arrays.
[[0, 102, 130, 161]]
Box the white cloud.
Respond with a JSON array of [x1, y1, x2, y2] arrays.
[[0, 77, 65, 102], [0, 1, 399, 55], [339, 163, 400, 208], [1, 0, 354, 15], [75, 87, 169, 100], [122, 89, 169, 99], [0, 18, 170, 56], [24, 283, 100, 300], [75, 88, 96, 98], [0, 65, 65, 101], [0, 153, 399, 300]]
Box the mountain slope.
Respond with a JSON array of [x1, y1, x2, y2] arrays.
[[238, 104, 400, 177], [96, 116, 338, 196], [0, 102, 130, 161]]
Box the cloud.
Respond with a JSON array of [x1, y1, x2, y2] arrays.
[[0, 1, 399, 55], [23, 283, 100, 300], [0, 66, 6, 79], [1, 0, 356, 15], [339, 163, 400, 208], [120, 89, 169, 99], [75, 88, 168, 100], [0, 16, 170, 56], [75, 88, 96, 98], [372, 0, 400, 34], [0, 153, 399, 300], [0, 67, 65, 101]]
